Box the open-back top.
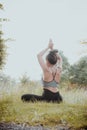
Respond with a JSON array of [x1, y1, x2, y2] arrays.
[[42, 71, 59, 87]]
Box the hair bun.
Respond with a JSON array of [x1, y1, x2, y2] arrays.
[[50, 49, 58, 54], [46, 49, 58, 65]]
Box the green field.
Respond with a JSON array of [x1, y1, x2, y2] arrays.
[[0, 85, 87, 130]]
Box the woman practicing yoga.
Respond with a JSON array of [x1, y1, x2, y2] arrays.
[[21, 39, 63, 103]]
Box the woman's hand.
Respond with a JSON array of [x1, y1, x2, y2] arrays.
[[48, 39, 54, 50]]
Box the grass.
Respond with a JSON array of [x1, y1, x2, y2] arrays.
[[0, 84, 87, 130]]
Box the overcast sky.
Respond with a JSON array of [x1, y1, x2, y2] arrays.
[[1, 0, 87, 80]]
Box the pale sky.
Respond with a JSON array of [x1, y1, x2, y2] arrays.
[[1, 0, 87, 80]]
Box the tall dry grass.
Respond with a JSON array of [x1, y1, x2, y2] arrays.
[[0, 82, 87, 129]]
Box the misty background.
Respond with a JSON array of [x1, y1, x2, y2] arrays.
[[1, 0, 87, 80]]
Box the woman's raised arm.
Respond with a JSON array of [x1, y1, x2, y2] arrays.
[[37, 39, 54, 71], [56, 54, 63, 71]]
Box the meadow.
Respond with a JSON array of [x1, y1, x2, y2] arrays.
[[0, 81, 87, 130]]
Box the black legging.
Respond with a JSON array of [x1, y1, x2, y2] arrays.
[[21, 89, 63, 103]]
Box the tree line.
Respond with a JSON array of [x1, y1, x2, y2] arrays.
[[60, 51, 87, 88]]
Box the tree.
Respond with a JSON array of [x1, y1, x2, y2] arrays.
[[59, 51, 70, 83], [0, 72, 16, 88], [19, 73, 30, 86], [69, 56, 87, 86], [0, 3, 8, 69], [0, 3, 4, 10]]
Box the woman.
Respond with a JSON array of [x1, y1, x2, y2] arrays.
[[21, 39, 63, 103]]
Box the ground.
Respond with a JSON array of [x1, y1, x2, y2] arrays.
[[0, 86, 87, 130]]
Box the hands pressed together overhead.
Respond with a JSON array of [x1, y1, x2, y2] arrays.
[[48, 39, 54, 50]]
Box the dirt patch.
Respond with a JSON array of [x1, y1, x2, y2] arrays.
[[0, 122, 86, 130]]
